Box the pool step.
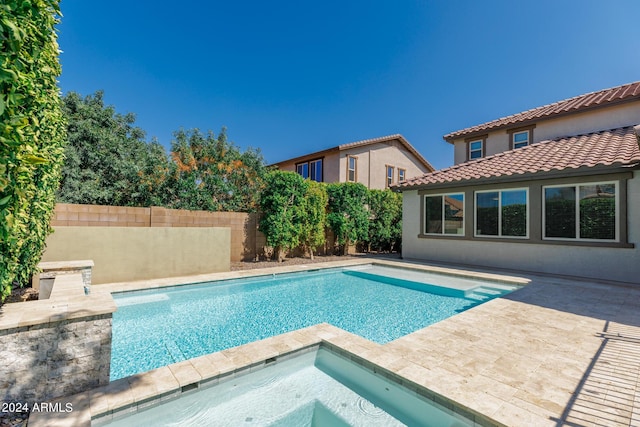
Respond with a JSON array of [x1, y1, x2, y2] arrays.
[[163, 339, 187, 364], [465, 286, 511, 301]]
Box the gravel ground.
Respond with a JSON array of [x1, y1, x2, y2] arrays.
[[231, 252, 401, 271]]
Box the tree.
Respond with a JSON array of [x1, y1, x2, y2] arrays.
[[299, 180, 327, 260], [0, 0, 67, 300], [326, 182, 369, 255], [58, 91, 170, 207], [258, 171, 308, 262], [167, 128, 267, 212], [367, 189, 402, 252]]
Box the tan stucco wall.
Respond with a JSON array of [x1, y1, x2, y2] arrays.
[[273, 151, 341, 183], [41, 227, 230, 284], [453, 101, 640, 165], [401, 170, 640, 283], [340, 141, 432, 189]]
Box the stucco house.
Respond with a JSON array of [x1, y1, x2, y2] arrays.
[[396, 81, 640, 283], [272, 134, 434, 189]]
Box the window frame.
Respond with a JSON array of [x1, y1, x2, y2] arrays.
[[398, 168, 406, 182], [423, 193, 466, 237], [386, 165, 395, 187], [347, 155, 357, 182], [508, 125, 535, 150], [542, 180, 619, 243], [513, 130, 530, 149], [468, 139, 484, 160], [295, 158, 323, 182], [465, 134, 487, 161], [474, 188, 530, 239]]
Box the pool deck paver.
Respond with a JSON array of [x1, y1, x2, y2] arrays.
[[27, 259, 640, 427]]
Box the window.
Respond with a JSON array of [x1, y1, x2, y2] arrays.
[[386, 165, 395, 187], [347, 156, 357, 182], [513, 131, 529, 149], [296, 162, 308, 178], [469, 140, 483, 159], [295, 158, 323, 182], [424, 193, 465, 235], [475, 189, 528, 237], [398, 168, 406, 182], [465, 135, 486, 161], [309, 159, 322, 182], [543, 182, 617, 241]]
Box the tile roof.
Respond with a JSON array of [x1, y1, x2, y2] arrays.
[[339, 134, 435, 172], [444, 81, 640, 142], [397, 125, 640, 190], [272, 134, 435, 171]]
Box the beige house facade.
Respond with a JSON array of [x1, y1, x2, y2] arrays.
[[272, 134, 434, 189], [397, 81, 640, 283]]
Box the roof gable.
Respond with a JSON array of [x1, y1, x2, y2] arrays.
[[272, 134, 434, 171], [398, 125, 640, 190], [444, 81, 640, 142]]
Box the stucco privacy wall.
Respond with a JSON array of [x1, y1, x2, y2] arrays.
[[51, 204, 263, 262], [401, 171, 640, 283], [41, 227, 230, 284]]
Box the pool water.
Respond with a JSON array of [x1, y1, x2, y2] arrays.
[[99, 347, 474, 427], [111, 267, 516, 380]]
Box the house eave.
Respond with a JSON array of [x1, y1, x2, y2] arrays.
[[397, 164, 640, 192], [443, 96, 640, 144]]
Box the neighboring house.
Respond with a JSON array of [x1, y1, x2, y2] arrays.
[[396, 81, 640, 283], [272, 134, 434, 190]]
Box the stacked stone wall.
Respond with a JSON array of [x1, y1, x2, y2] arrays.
[[0, 315, 112, 405]]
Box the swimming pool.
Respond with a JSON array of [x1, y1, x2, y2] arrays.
[[111, 265, 518, 380], [98, 346, 475, 427]]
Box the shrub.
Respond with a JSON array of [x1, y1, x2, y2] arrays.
[[326, 182, 369, 255], [0, 0, 67, 300]]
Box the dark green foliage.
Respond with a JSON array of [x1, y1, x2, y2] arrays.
[[58, 93, 267, 212], [545, 198, 615, 239], [367, 189, 402, 252], [544, 199, 576, 238], [166, 128, 267, 212], [326, 182, 369, 255], [579, 198, 615, 239], [476, 207, 499, 236], [58, 91, 170, 207], [299, 180, 327, 259], [258, 171, 309, 261], [0, 0, 67, 300], [501, 204, 527, 237]]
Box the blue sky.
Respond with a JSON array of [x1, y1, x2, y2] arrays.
[[57, 1, 640, 170]]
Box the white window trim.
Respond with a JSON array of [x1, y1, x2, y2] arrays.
[[474, 188, 530, 239], [398, 168, 406, 182], [542, 180, 619, 243], [424, 193, 466, 237], [513, 130, 530, 149], [386, 165, 395, 187], [347, 156, 357, 182], [469, 140, 483, 159]]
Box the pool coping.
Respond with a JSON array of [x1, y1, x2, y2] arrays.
[[27, 259, 640, 426], [94, 258, 530, 295], [28, 323, 501, 427]]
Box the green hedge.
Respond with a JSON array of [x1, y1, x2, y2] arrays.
[[0, 0, 66, 300], [545, 198, 615, 239]]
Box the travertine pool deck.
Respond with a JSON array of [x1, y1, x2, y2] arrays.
[[29, 260, 640, 427]]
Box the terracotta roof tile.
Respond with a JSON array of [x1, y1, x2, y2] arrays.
[[272, 134, 435, 172], [444, 82, 640, 141], [397, 126, 640, 190]]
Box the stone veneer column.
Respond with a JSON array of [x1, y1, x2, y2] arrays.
[[0, 273, 116, 406]]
